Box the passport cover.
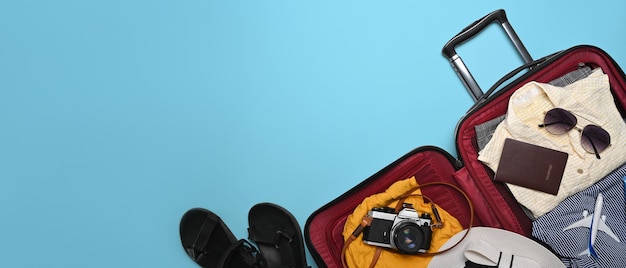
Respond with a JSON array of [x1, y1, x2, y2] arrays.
[[494, 138, 568, 195]]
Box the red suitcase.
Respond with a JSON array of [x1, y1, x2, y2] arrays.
[[304, 9, 626, 268]]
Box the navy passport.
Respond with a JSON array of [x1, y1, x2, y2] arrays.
[[494, 138, 568, 195]]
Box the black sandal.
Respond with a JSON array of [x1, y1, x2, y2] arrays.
[[248, 203, 310, 268], [180, 208, 267, 268]]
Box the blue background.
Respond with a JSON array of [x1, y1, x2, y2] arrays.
[[1, 1, 625, 267]]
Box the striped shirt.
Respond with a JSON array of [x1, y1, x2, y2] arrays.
[[532, 163, 626, 267]]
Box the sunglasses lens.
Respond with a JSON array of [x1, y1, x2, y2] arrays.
[[581, 125, 611, 154], [543, 108, 577, 134]]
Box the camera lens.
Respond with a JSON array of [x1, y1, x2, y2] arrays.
[[393, 223, 423, 254]]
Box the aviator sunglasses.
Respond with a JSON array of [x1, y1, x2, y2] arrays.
[[538, 108, 611, 159]]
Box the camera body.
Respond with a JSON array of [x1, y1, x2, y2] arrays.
[[362, 205, 433, 254]]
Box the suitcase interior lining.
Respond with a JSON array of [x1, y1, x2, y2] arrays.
[[305, 148, 472, 267]]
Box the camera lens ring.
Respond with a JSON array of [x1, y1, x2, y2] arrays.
[[392, 222, 424, 254]]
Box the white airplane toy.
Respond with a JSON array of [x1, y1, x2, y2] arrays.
[[562, 193, 620, 259]]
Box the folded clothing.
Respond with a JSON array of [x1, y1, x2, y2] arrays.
[[474, 65, 593, 152], [478, 69, 626, 218]]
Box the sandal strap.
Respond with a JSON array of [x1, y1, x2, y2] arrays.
[[248, 227, 295, 246], [187, 217, 218, 259], [218, 240, 268, 268], [248, 227, 300, 267]]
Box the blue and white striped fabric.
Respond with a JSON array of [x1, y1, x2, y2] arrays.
[[532, 163, 626, 267]]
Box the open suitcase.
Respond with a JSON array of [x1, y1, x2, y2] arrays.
[[304, 9, 626, 268]]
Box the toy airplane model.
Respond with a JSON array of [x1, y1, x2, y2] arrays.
[[562, 193, 620, 259]]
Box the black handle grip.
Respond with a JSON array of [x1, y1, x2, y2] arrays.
[[442, 9, 509, 59], [442, 9, 533, 102]]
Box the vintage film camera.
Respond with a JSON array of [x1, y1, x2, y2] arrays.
[[362, 204, 433, 254]]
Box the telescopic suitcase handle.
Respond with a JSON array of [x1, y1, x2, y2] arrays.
[[442, 9, 533, 102]]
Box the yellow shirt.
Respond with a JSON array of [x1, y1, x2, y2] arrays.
[[342, 177, 463, 268], [478, 69, 626, 218]]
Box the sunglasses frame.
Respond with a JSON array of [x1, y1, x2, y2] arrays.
[[538, 108, 611, 159]]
